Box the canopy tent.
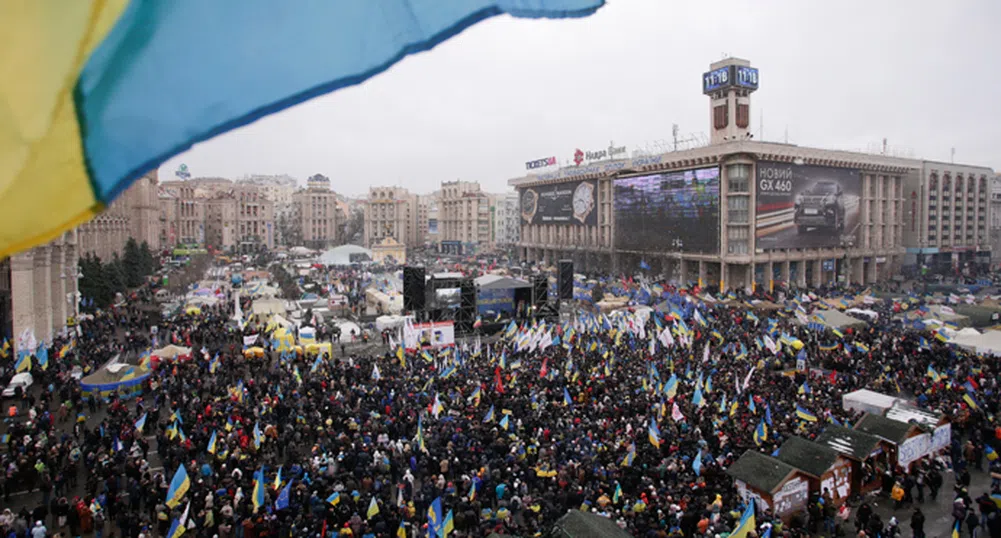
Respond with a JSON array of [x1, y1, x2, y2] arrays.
[[305, 342, 333, 358], [810, 309, 868, 330], [252, 299, 286, 317], [272, 327, 296, 352], [318, 244, 373, 266], [949, 329, 1001, 356], [152, 345, 192, 361]]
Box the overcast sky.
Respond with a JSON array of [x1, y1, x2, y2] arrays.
[[158, 0, 999, 196]]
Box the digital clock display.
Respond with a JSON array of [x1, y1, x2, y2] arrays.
[[734, 66, 759, 90], [702, 66, 730, 93]]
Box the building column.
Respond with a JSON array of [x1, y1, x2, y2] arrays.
[[698, 260, 707, 288], [780, 261, 791, 288], [720, 262, 727, 292], [852, 257, 864, 285], [10, 252, 35, 354], [795, 261, 807, 288], [765, 261, 774, 292], [32, 246, 53, 342], [49, 243, 67, 335], [812, 259, 823, 288], [866, 260, 877, 284]]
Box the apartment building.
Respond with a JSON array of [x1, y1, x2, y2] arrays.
[[364, 186, 419, 248], [292, 174, 342, 249], [77, 171, 160, 260], [159, 180, 205, 247], [440, 180, 492, 254]]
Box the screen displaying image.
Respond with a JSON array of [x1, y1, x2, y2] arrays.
[[613, 167, 720, 253], [433, 288, 461, 309], [755, 162, 861, 250]]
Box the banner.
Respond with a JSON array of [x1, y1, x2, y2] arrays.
[[403, 321, 455, 350], [519, 180, 597, 226], [755, 162, 861, 250], [243, 334, 259, 347]]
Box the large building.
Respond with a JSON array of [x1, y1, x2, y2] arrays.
[[238, 174, 298, 246], [77, 171, 160, 260], [440, 180, 492, 254], [493, 191, 521, 249], [509, 58, 995, 289], [6, 231, 80, 347], [364, 186, 420, 249], [990, 175, 1001, 260], [292, 174, 342, 249], [159, 180, 205, 247], [902, 162, 994, 273]]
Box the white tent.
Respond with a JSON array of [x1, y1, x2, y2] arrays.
[[951, 329, 1001, 356]]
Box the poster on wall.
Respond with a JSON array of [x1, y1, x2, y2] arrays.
[[519, 180, 597, 226], [755, 162, 861, 250], [613, 167, 720, 253]]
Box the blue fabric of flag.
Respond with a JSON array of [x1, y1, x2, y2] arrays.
[[76, 0, 605, 203]]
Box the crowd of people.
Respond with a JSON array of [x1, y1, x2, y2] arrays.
[[1, 264, 1000, 538]]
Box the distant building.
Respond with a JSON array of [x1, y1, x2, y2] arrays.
[[77, 170, 160, 260], [440, 180, 491, 254], [991, 175, 1001, 262], [238, 174, 299, 245], [292, 174, 342, 250], [159, 180, 205, 248], [902, 162, 993, 273], [364, 186, 419, 248], [493, 191, 520, 248]]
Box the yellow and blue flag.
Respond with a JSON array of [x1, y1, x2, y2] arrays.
[[165, 502, 190, 538], [648, 418, 661, 449], [795, 405, 818, 422], [484, 405, 495, 423], [253, 421, 263, 450], [165, 464, 190, 508], [428, 497, 443, 536], [731, 500, 756, 538], [326, 492, 340, 506], [415, 415, 427, 453], [0, 1, 605, 258], [252, 468, 265, 513], [134, 413, 147, 433], [753, 420, 768, 446], [443, 509, 455, 537], [206, 430, 217, 454]]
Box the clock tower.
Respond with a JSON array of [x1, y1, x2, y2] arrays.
[[703, 57, 758, 145]]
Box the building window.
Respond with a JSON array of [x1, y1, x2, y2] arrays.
[[727, 164, 750, 192], [713, 104, 728, 130], [727, 196, 749, 223]]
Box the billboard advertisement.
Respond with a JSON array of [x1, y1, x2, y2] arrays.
[[755, 162, 861, 250], [613, 167, 720, 253], [520, 180, 597, 226]]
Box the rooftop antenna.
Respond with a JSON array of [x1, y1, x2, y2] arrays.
[[672, 124, 680, 151], [882, 138, 887, 155], [951, 147, 955, 163], [784, 126, 788, 144], [759, 110, 763, 140]]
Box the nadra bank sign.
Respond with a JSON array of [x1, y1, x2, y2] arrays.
[[575, 144, 627, 165]]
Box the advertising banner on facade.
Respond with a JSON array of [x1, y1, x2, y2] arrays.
[[613, 167, 720, 254], [755, 162, 861, 250], [519, 180, 597, 226]]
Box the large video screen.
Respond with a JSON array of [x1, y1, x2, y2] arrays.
[[433, 288, 461, 309], [614, 167, 720, 253], [520, 180, 597, 226], [755, 162, 861, 250]]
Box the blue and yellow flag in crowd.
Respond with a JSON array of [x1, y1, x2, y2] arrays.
[[252, 468, 265, 513], [165, 464, 190, 508], [731, 500, 756, 538], [795, 405, 818, 422]]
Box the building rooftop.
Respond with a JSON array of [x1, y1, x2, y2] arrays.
[[775, 436, 841, 478], [815, 425, 883, 461], [725, 450, 798, 494], [854, 414, 914, 445]]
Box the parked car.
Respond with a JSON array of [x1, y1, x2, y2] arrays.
[[794, 180, 845, 234], [3, 372, 33, 398]]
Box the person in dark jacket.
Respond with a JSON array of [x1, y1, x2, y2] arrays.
[[911, 507, 926, 538]]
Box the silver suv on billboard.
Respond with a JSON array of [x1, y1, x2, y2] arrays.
[[794, 180, 845, 234]]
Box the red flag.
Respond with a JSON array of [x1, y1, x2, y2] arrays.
[[494, 366, 505, 394], [539, 358, 549, 379]]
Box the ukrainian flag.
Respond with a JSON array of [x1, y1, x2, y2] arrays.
[[415, 415, 427, 453], [952, 521, 961, 538], [730, 500, 756, 538], [648, 418, 661, 449], [986, 445, 998, 461], [795, 405, 818, 422], [753, 420, 768, 446], [326, 492, 340, 506], [134, 413, 147, 433], [0, 1, 604, 258], [367, 497, 380, 519], [664, 374, 679, 399], [14, 352, 31, 373], [206, 430, 217, 454], [165, 464, 190, 508], [252, 468, 265, 513], [963, 392, 980, 410], [165, 502, 190, 538]]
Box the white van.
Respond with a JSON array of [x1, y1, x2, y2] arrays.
[[3, 372, 33, 398]]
